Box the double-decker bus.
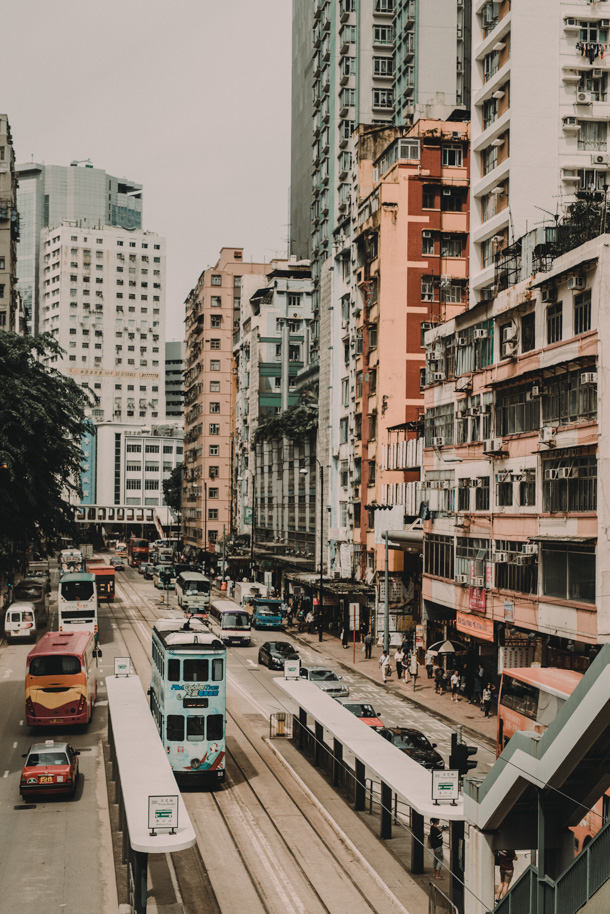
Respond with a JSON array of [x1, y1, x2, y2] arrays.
[[127, 537, 149, 568], [497, 666, 610, 851], [150, 618, 226, 783], [57, 572, 98, 636], [87, 561, 115, 602], [59, 548, 83, 576], [25, 630, 100, 726]]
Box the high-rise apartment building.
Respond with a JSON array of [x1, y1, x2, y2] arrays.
[[0, 115, 25, 333], [183, 249, 270, 553], [16, 161, 142, 333], [290, 0, 315, 260], [165, 341, 184, 418], [40, 223, 166, 424]]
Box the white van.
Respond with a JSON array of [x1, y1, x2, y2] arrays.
[[4, 602, 37, 643]]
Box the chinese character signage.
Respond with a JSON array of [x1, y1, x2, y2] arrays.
[[456, 611, 494, 642]]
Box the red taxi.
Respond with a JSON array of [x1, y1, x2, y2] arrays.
[[20, 739, 80, 799]]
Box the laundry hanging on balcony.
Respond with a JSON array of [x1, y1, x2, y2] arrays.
[[576, 41, 606, 64]]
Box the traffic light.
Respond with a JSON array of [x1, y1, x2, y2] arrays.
[[449, 732, 478, 776]]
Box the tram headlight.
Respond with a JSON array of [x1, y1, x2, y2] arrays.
[[191, 758, 201, 769]]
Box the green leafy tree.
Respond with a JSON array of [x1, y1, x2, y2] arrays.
[[162, 463, 183, 516], [0, 331, 94, 554]]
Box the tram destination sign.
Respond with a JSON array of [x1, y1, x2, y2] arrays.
[[431, 769, 460, 804], [148, 795, 179, 834]]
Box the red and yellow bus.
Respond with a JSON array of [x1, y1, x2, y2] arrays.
[[497, 666, 609, 852], [25, 631, 100, 727], [87, 560, 116, 602], [127, 537, 149, 567]]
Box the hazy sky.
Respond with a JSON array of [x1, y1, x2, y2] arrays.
[[3, 0, 293, 340]]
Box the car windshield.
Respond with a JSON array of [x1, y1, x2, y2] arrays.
[[27, 750, 70, 767], [394, 731, 432, 751], [310, 670, 339, 682], [349, 704, 376, 718], [272, 643, 293, 653]]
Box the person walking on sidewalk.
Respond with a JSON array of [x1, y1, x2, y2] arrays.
[[425, 649, 434, 679], [364, 631, 373, 659], [429, 819, 447, 879], [306, 609, 315, 634], [434, 665, 444, 695], [394, 647, 405, 681], [482, 682, 495, 718], [379, 650, 391, 683], [450, 669, 461, 702], [410, 653, 419, 690], [341, 626, 349, 649]]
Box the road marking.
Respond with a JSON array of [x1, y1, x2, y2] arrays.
[[96, 699, 109, 707], [3, 669, 12, 679], [229, 674, 278, 718], [12, 742, 17, 749], [246, 659, 258, 667], [3, 771, 8, 778], [19, 720, 23, 727]]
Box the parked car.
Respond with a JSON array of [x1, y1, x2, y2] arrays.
[[140, 563, 155, 580], [336, 700, 384, 728], [377, 727, 445, 770], [299, 665, 349, 698], [252, 605, 283, 630], [110, 557, 125, 570], [20, 739, 80, 799], [258, 640, 299, 670]]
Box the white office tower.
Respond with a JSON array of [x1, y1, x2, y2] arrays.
[[470, 0, 610, 299], [40, 223, 166, 424]]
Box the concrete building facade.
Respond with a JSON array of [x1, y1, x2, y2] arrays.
[[16, 160, 142, 334], [183, 248, 269, 552], [0, 115, 24, 333], [164, 340, 184, 418], [40, 223, 166, 425]]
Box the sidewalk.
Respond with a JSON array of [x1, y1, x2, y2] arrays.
[[288, 627, 498, 750]]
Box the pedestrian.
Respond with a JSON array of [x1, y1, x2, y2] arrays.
[[429, 818, 447, 879], [379, 650, 391, 683], [364, 631, 373, 659], [394, 647, 405, 681], [471, 666, 483, 705], [434, 665, 444, 695], [410, 653, 419, 690], [306, 609, 315, 634], [450, 669, 461, 702], [495, 850, 517, 902], [482, 682, 495, 718], [341, 626, 349, 649], [425, 649, 434, 680]]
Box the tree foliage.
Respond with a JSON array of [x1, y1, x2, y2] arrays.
[[162, 463, 183, 515], [0, 331, 94, 553], [254, 383, 319, 443]]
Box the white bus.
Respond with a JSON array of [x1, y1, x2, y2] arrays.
[[57, 572, 98, 637], [208, 599, 251, 646], [176, 572, 211, 611]]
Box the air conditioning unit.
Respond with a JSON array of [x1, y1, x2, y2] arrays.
[[602, 19, 610, 28], [474, 328, 488, 340], [433, 436, 445, 447], [469, 406, 480, 417], [493, 552, 510, 563], [472, 576, 485, 588], [484, 438, 504, 454], [452, 130, 462, 139], [523, 543, 539, 556], [431, 347, 444, 359], [421, 321, 436, 331], [457, 336, 468, 346], [581, 372, 598, 385], [577, 90, 593, 105], [432, 371, 445, 381], [455, 573, 468, 585], [504, 324, 518, 342], [564, 17, 578, 27], [502, 341, 517, 359], [568, 275, 585, 290], [541, 286, 555, 302], [545, 468, 558, 481], [563, 116, 578, 128], [557, 466, 579, 479], [457, 405, 469, 417], [423, 229, 433, 239], [442, 187, 452, 196], [514, 555, 532, 566], [531, 384, 541, 398], [592, 68, 603, 78], [539, 426, 556, 443], [591, 153, 610, 166], [454, 514, 468, 527], [470, 477, 483, 488], [480, 289, 495, 302]]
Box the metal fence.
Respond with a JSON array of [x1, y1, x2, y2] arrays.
[[428, 880, 459, 914]]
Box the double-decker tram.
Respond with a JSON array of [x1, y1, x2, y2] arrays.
[[127, 537, 149, 567], [150, 618, 227, 783], [25, 630, 99, 726], [57, 572, 98, 637]]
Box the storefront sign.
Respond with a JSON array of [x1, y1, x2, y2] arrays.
[[415, 624, 424, 648], [456, 611, 494, 642], [469, 586, 486, 612], [504, 600, 514, 623]]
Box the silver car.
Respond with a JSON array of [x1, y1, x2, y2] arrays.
[[299, 665, 349, 698]]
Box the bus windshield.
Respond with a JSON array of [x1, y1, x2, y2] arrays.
[[185, 581, 210, 595], [29, 655, 82, 676], [61, 581, 95, 601], [222, 613, 249, 629]]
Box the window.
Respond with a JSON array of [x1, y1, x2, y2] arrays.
[[126, 479, 142, 490], [211, 274, 222, 286], [521, 311, 536, 352], [580, 20, 608, 43], [457, 481, 470, 512], [475, 477, 490, 511], [494, 540, 538, 594], [210, 360, 220, 371], [211, 315, 222, 328], [424, 534, 454, 580], [455, 537, 490, 580], [340, 461, 349, 487], [442, 145, 463, 167], [422, 186, 436, 209], [373, 56, 394, 76], [483, 50, 499, 81], [356, 370, 363, 398], [496, 385, 540, 436], [547, 302, 562, 345], [209, 445, 219, 456], [208, 508, 219, 520], [369, 325, 378, 349], [541, 543, 595, 604], [209, 339, 221, 350], [373, 25, 393, 44], [208, 530, 218, 544], [211, 296, 221, 308], [210, 380, 220, 392], [578, 120, 607, 151], [373, 89, 393, 108], [209, 423, 220, 435], [542, 452, 597, 513], [441, 190, 463, 213], [421, 277, 434, 302], [422, 232, 435, 255], [340, 417, 349, 443], [208, 487, 219, 499], [574, 289, 591, 335], [209, 466, 219, 478], [483, 97, 498, 130], [424, 404, 455, 446], [520, 470, 536, 507], [209, 402, 220, 413], [497, 476, 514, 507], [482, 145, 497, 175], [342, 378, 349, 407], [440, 235, 463, 258]]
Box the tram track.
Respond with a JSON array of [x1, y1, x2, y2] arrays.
[[106, 573, 411, 914]]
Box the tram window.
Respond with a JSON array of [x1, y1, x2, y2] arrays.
[[168, 659, 181, 682], [212, 658, 224, 681], [184, 659, 208, 682], [167, 715, 184, 741], [187, 716, 205, 741], [207, 714, 224, 741]]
